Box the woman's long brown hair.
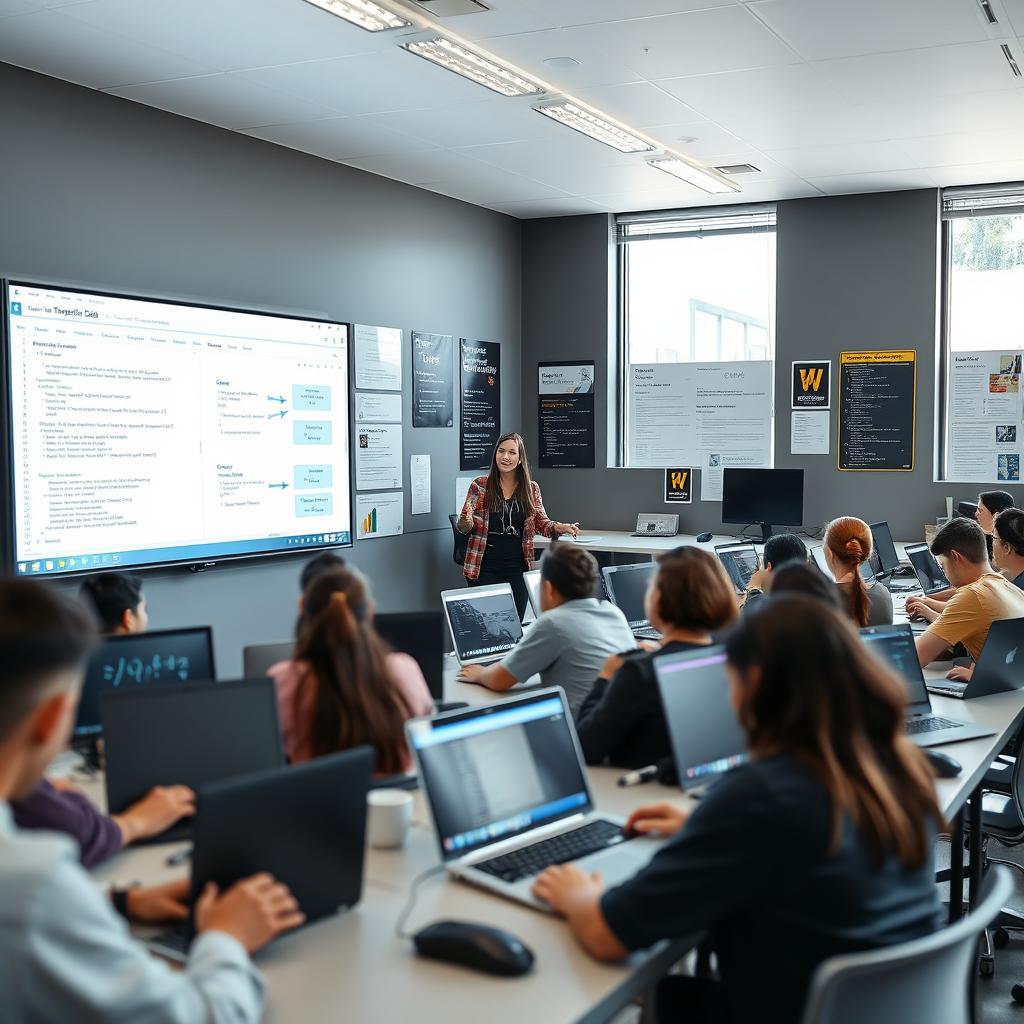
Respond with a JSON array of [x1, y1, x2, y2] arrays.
[[292, 567, 412, 775], [824, 516, 873, 627], [484, 432, 536, 515], [724, 597, 943, 869]]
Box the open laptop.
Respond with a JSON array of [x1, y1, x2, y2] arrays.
[[715, 542, 760, 594], [654, 646, 748, 791], [860, 624, 995, 747], [926, 617, 1024, 700], [408, 689, 658, 911], [904, 542, 951, 596], [441, 583, 523, 667], [101, 678, 285, 843], [601, 562, 660, 640], [376, 610, 445, 702], [149, 747, 372, 962], [522, 569, 542, 622], [74, 626, 215, 740], [810, 544, 873, 582], [242, 640, 291, 680]]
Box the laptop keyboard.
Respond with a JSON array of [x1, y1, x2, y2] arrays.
[[906, 715, 962, 734], [474, 819, 633, 883], [148, 927, 190, 959], [633, 626, 661, 641]]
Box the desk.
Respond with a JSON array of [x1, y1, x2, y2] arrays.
[[534, 531, 748, 558]]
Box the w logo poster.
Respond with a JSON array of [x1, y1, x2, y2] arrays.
[[664, 467, 692, 503], [791, 360, 831, 409]]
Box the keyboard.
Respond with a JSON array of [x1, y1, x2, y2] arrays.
[[926, 682, 967, 699], [906, 715, 962, 735], [148, 927, 190, 961], [474, 819, 633, 884], [632, 625, 661, 641]]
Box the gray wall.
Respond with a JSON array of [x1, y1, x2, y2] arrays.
[[521, 189, 971, 541], [0, 62, 522, 675]]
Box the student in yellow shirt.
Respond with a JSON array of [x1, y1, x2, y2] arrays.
[[909, 517, 1024, 666]]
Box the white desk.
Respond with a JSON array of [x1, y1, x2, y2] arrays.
[[534, 530, 742, 558]]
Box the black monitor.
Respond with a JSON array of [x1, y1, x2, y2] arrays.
[[74, 626, 215, 738], [868, 521, 900, 574], [721, 468, 804, 542]]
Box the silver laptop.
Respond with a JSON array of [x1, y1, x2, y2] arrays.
[[860, 624, 995, 747], [714, 542, 760, 594], [407, 688, 658, 911], [601, 562, 660, 641], [926, 617, 1024, 700], [440, 583, 523, 667], [522, 569, 542, 622]]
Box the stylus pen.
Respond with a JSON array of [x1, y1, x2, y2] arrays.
[[618, 765, 658, 787], [165, 848, 192, 867]]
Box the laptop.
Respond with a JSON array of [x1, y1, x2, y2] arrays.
[[601, 562, 660, 640], [523, 569, 542, 621], [149, 748, 372, 962], [242, 640, 292, 680], [376, 611, 445, 702], [654, 646, 748, 791], [441, 584, 524, 667], [810, 544, 873, 582], [407, 689, 658, 911], [860, 624, 995, 747], [926, 617, 1024, 700], [904, 542, 951, 595], [74, 626, 215, 739], [715, 542, 760, 594], [101, 678, 285, 843]]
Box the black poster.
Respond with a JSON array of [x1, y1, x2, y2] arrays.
[[664, 468, 692, 503], [838, 349, 916, 471], [412, 332, 454, 428], [460, 339, 501, 471], [538, 361, 596, 469], [791, 360, 831, 409]]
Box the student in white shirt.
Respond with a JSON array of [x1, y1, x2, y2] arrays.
[[0, 579, 303, 1023]]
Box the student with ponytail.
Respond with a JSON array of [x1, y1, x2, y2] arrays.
[[268, 567, 433, 775], [992, 507, 1024, 590], [822, 516, 893, 627]]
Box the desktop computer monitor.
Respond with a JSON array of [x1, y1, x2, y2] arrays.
[[721, 468, 804, 542]]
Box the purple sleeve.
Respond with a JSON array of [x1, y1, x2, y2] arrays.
[[11, 779, 124, 868]]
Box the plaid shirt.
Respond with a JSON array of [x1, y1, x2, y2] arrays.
[[457, 476, 555, 581]]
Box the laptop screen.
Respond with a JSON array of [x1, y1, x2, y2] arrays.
[[653, 647, 747, 789], [869, 521, 900, 573], [75, 627, 215, 738], [441, 585, 523, 663], [904, 544, 950, 594], [409, 690, 592, 861], [860, 624, 931, 713], [715, 543, 759, 593], [602, 562, 656, 628]]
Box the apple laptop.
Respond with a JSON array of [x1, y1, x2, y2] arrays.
[[522, 569, 542, 622], [441, 584, 523, 667], [860, 624, 995, 747], [601, 562, 660, 641], [926, 617, 1024, 700], [408, 689, 658, 912], [714, 542, 760, 594]]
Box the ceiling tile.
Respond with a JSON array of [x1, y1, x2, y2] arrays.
[[385, 162, 573, 203], [569, 82, 702, 127], [642, 122, 747, 161], [487, 196, 608, 218], [244, 116, 440, 161], [766, 139, 920, 178], [431, 1, 556, 40], [455, 136, 635, 183], [714, 104, 894, 150], [517, 0, 737, 29], [863, 89, 1024, 140], [807, 169, 939, 196], [0, 0, 40, 16], [925, 158, 1024, 187], [903, 127, 1024, 167]]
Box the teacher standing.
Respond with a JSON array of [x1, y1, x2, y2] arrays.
[[458, 432, 580, 619]]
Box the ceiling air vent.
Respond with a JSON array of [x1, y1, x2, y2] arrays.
[[713, 163, 761, 176], [409, 0, 490, 15], [977, 0, 999, 25], [1002, 43, 1022, 77]]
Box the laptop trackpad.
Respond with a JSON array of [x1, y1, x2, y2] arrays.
[[573, 836, 660, 889]]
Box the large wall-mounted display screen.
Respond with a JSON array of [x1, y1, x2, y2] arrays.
[[5, 281, 351, 577]]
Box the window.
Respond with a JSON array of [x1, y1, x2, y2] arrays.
[[941, 185, 1024, 482], [616, 206, 776, 464]]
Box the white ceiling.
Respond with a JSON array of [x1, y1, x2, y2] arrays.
[[3, 0, 1024, 217]]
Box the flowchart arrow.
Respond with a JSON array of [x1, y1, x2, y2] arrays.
[[269, 482, 289, 490], [267, 409, 288, 420], [267, 394, 286, 403]]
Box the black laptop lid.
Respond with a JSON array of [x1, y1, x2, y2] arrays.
[[189, 748, 372, 929], [971, 617, 1024, 695], [860, 624, 931, 714], [601, 562, 656, 628], [375, 611, 445, 701], [101, 678, 284, 815], [75, 627, 215, 738], [904, 543, 951, 595], [868, 522, 900, 574]]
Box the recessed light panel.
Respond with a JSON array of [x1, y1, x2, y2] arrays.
[[534, 101, 655, 154], [403, 37, 546, 96]]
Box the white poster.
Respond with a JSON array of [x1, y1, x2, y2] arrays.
[[356, 491, 403, 540], [628, 361, 773, 469], [355, 392, 402, 423], [355, 423, 402, 491], [411, 454, 431, 515], [455, 475, 477, 517], [948, 350, 1024, 483], [791, 410, 830, 455], [354, 324, 403, 391]]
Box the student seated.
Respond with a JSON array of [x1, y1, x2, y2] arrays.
[[822, 516, 893, 626], [533, 597, 941, 1024], [992, 508, 1024, 590], [909, 517, 1024, 666], [457, 543, 635, 715], [761, 561, 844, 610], [0, 579, 301, 1022], [78, 571, 148, 634], [269, 567, 433, 773], [575, 547, 738, 768], [741, 532, 807, 609]]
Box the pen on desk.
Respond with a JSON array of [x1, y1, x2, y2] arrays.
[[165, 849, 192, 867], [618, 764, 658, 787]]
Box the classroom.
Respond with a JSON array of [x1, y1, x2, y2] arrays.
[[3, 1, 1024, 1021]]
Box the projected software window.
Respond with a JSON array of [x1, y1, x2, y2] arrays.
[[7, 283, 351, 575]]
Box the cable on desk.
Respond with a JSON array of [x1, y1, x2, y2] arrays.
[[395, 865, 447, 940]]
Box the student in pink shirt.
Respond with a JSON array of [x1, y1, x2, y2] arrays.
[[268, 567, 432, 775]]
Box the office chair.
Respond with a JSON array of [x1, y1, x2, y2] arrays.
[[799, 866, 1011, 1024], [448, 514, 469, 567]]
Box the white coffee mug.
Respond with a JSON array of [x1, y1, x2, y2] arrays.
[[367, 789, 413, 849]]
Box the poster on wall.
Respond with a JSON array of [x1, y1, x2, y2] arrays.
[[412, 332, 454, 428], [356, 491, 403, 540], [538, 360, 595, 468], [791, 360, 830, 409], [837, 349, 916, 471], [947, 349, 1024, 483], [354, 324, 403, 392], [664, 468, 692, 503], [460, 339, 501, 471], [355, 423, 403, 490]]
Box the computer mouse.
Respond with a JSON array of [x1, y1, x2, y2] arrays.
[[924, 749, 962, 778], [696, 532, 713, 543], [413, 919, 534, 977]]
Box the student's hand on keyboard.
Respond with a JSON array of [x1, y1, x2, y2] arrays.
[[622, 802, 690, 838], [946, 664, 974, 683], [457, 664, 485, 684], [125, 879, 190, 924], [113, 785, 196, 845], [531, 863, 603, 915], [196, 873, 305, 954]]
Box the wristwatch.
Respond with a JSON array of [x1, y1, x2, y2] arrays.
[[110, 881, 139, 919]]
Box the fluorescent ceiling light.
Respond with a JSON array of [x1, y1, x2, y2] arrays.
[[647, 157, 740, 195], [533, 102, 654, 154], [302, 0, 411, 31], [402, 37, 545, 96]]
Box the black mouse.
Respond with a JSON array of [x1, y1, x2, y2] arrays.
[[696, 532, 713, 543], [413, 919, 534, 976], [924, 749, 961, 778]]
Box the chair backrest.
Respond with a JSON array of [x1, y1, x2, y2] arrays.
[[799, 865, 1012, 1024], [242, 640, 294, 680], [448, 514, 469, 567]]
